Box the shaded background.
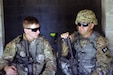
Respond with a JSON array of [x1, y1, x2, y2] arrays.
[[3, 0, 101, 44]]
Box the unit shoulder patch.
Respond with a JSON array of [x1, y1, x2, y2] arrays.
[[102, 47, 108, 53]]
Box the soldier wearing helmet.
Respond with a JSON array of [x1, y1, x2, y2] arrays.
[[60, 9, 112, 75]]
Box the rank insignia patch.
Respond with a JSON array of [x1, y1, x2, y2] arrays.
[[102, 47, 108, 53]]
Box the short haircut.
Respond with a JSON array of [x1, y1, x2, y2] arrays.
[[23, 16, 39, 28]]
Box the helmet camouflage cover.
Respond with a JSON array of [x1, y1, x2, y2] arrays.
[[75, 9, 98, 25]]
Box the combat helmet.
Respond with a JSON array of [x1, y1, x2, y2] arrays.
[[75, 9, 98, 25]]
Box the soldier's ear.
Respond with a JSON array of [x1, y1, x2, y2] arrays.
[[90, 23, 94, 29]]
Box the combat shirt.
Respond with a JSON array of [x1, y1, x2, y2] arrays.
[[61, 31, 112, 75], [0, 34, 56, 75]]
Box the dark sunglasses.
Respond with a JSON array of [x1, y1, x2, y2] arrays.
[[26, 27, 40, 32], [78, 22, 89, 27]]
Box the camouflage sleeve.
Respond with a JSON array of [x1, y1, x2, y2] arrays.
[[61, 32, 75, 56], [41, 40, 56, 75], [91, 36, 112, 75], [61, 40, 69, 56], [0, 41, 16, 70]]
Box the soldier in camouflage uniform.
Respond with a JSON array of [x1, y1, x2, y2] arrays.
[[60, 9, 112, 75], [0, 16, 56, 75]]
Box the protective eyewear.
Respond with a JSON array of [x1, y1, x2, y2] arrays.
[[26, 27, 40, 32], [78, 22, 89, 27]]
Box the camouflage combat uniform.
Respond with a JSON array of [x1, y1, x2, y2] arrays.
[[61, 9, 112, 75], [62, 31, 112, 75], [0, 34, 56, 75]]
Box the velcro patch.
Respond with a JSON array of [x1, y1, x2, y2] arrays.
[[102, 47, 108, 53]]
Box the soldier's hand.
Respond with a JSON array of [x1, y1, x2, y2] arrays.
[[61, 32, 69, 39], [4, 65, 18, 75]]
